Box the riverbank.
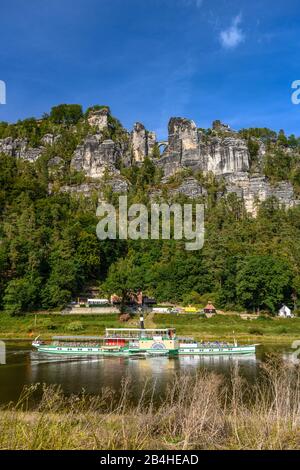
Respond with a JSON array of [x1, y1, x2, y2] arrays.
[[1, 359, 299, 450], [1, 311, 300, 343]]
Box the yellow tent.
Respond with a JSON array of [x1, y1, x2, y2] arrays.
[[183, 306, 198, 313]]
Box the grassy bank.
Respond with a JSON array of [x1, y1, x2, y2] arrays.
[[0, 312, 126, 340], [154, 313, 300, 343], [1, 311, 300, 342], [1, 358, 300, 449]]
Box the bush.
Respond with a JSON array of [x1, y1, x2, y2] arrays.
[[257, 315, 273, 322], [65, 321, 84, 332], [50, 104, 83, 125], [182, 292, 218, 308], [248, 328, 264, 335], [4, 275, 41, 316], [119, 313, 131, 322], [276, 327, 288, 334]]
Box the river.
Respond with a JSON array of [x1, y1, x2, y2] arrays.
[[0, 342, 296, 406]]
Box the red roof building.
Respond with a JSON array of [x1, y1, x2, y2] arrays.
[[204, 302, 216, 314]]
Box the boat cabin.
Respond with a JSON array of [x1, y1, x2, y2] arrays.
[[105, 328, 176, 339], [105, 328, 178, 352]]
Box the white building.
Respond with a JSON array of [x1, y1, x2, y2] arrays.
[[278, 305, 293, 318]]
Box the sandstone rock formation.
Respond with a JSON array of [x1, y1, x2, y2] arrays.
[[70, 135, 119, 178], [157, 117, 249, 177], [169, 177, 207, 199], [149, 177, 206, 202], [47, 156, 65, 177], [224, 173, 300, 215], [212, 120, 232, 132], [87, 107, 109, 131], [41, 133, 60, 146], [57, 182, 102, 197], [200, 136, 250, 175], [131, 122, 156, 163], [58, 176, 129, 199], [1, 112, 299, 216], [0, 137, 44, 162]]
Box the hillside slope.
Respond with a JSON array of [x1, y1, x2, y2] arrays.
[[1, 104, 300, 314]]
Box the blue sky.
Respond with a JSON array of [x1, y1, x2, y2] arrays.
[[0, 0, 300, 139]]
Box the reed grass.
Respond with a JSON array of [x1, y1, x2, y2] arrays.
[[1, 355, 300, 450]]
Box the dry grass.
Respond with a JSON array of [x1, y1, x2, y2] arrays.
[[1, 355, 300, 450]]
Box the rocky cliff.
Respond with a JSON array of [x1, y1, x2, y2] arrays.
[[1, 110, 299, 215], [131, 122, 156, 162], [70, 135, 120, 178], [224, 173, 300, 215], [0, 137, 44, 162], [157, 117, 250, 177]]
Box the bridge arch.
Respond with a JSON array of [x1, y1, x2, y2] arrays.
[[157, 141, 168, 154]]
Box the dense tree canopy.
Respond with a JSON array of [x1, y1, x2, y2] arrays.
[[0, 111, 300, 315], [50, 104, 83, 125]]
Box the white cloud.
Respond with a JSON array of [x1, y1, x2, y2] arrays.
[[220, 14, 245, 49]]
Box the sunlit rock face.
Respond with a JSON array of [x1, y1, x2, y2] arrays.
[[170, 177, 207, 199], [131, 122, 156, 163], [1, 112, 299, 216], [224, 173, 300, 215], [56, 176, 129, 199], [0, 133, 60, 163], [199, 136, 250, 175], [158, 117, 250, 177], [87, 108, 109, 131], [71, 135, 119, 178], [168, 117, 199, 164], [57, 182, 102, 197], [41, 133, 60, 146], [149, 176, 206, 202], [0, 137, 44, 162]]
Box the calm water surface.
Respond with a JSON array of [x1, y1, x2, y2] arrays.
[[0, 342, 295, 406]]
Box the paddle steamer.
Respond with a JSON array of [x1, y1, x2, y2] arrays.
[[32, 316, 256, 357]]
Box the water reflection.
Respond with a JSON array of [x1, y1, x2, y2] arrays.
[[178, 353, 256, 367], [0, 342, 293, 406]]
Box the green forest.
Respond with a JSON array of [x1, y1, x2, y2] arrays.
[[1, 104, 300, 316]]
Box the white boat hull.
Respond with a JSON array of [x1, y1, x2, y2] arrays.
[[179, 345, 256, 355]]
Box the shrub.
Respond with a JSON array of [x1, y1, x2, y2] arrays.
[[257, 315, 273, 322], [276, 327, 288, 334], [119, 313, 131, 322], [248, 327, 263, 335], [65, 321, 84, 332], [50, 104, 83, 125]]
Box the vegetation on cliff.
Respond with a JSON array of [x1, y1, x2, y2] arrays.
[[1, 105, 300, 315]]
